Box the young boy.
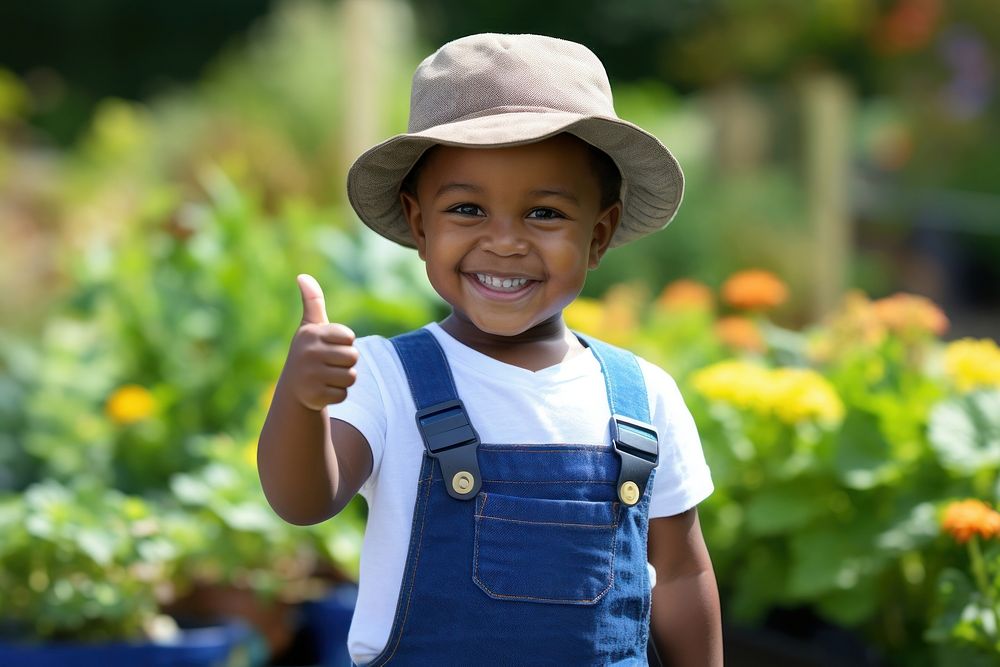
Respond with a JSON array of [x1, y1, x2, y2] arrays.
[[258, 33, 721, 666]]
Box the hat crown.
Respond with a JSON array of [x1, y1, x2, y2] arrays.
[[408, 33, 616, 133]]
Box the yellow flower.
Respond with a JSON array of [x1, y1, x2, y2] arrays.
[[105, 384, 156, 424], [941, 499, 1000, 544], [769, 368, 845, 425], [692, 361, 844, 425], [565, 286, 641, 347], [714, 316, 765, 353], [656, 279, 714, 312], [564, 298, 604, 337], [721, 269, 788, 311], [691, 360, 773, 412], [944, 338, 1000, 392]]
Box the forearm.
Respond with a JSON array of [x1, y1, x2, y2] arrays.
[[257, 372, 339, 526], [650, 568, 723, 667]]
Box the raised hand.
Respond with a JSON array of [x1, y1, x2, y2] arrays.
[[282, 274, 360, 410]]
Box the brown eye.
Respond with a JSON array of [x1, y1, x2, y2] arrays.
[[527, 208, 563, 220], [448, 204, 483, 216]]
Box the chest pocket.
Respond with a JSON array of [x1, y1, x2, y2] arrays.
[[473, 492, 619, 605]]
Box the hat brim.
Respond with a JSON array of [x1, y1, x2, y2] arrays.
[[346, 111, 684, 249]]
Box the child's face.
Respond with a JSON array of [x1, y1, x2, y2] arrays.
[[400, 134, 621, 338]]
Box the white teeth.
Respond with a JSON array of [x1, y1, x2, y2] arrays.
[[475, 273, 529, 292]]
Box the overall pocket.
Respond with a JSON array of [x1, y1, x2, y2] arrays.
[[473, 492, 619, 605]]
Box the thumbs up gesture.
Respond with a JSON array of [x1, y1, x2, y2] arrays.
[[283, 274, 360, 411]]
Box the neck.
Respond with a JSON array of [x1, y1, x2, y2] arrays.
[[439, 312, 584, 371]]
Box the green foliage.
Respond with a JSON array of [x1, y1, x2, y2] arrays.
[[569, 278, 1000, 664], [0, 172, 430, 639], [926, 540, 1000, 662], [0, 482, 201, 641], [2, 0, 999, 656], [0, 2, 432, 643], [929, 392, 1000, 476]]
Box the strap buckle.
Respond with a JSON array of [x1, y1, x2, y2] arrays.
[[415, 399, 482, 500], [610, 415, 659, 506]]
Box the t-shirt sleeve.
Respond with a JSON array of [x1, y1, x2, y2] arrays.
[[639, 359, 714, 518], [326, 336, 387, 494]]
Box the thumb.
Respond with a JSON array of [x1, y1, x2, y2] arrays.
[[297, 274, 329, 325]]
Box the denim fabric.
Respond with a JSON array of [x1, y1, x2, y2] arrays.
[[576, 333, 652, 425], [366, 330, 655, 666], [473, 492, 619, 604]]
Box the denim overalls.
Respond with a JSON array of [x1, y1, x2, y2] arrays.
[[362, 329, 660, 666]]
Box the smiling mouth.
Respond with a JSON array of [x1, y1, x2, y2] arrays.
[[474, 273, 532, 291]]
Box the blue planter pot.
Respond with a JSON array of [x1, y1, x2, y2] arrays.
[[299, 584, 357, 667], [0, 620, 259, 667]]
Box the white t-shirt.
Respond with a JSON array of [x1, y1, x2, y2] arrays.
[[326, 322, 713, 665]]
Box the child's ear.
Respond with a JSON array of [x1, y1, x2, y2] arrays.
[[588, 201, 622, 269], [400, 190, 427, 260]]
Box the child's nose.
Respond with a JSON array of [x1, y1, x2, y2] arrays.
[[481, 216, 529, 256]]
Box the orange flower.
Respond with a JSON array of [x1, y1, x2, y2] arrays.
[[871, 292, 948, 337], [106, 384, 156, 425], [715, 316, 765, 353], [941, 499, 1000, 544], [656, 279, 714, 312], [721, 269, 788, 311]]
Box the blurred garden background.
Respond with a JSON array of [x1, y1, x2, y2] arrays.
[[1, 0, 998, 665]]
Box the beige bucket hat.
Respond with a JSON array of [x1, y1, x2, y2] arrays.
[[346, 33, 684, 249]]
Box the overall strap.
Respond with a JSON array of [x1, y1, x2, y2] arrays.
[[390, 329, 482, 501], [577, 334, 660, 506]]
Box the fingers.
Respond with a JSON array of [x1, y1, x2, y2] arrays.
[[301, 383, 351, 411], [324, 387, 348, 405], [321, 365, 358, 388], [291, 355, 359, 410], [299, 325, 357, 367], [321, 345, 360, 371], [311, 369, 356, 407], [298, 273, 330, 325], [319, 322, 356, 346]]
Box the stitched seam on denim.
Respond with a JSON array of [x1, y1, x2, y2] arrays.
[[599, 507, 620, 605], [639, 486, 654, 643], [373, 458, 435, 665], [424, 329, 460, 399], [475, 514, 617, 529], [476, 452, 610, 454], [391, 335, 424, 414], [430, 331, 460, 399], [482, 479, 614, 485], [472, 496, 619, 604], [472, 494, 487, 603], [479, 442, 609, 452], [579, 334, 617, 418], [391, 330, 460, 409], [480, 442, 610, 449]]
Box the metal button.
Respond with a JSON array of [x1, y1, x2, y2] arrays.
[[453, 471, 474, 495], [619, 481, 640, 506]]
